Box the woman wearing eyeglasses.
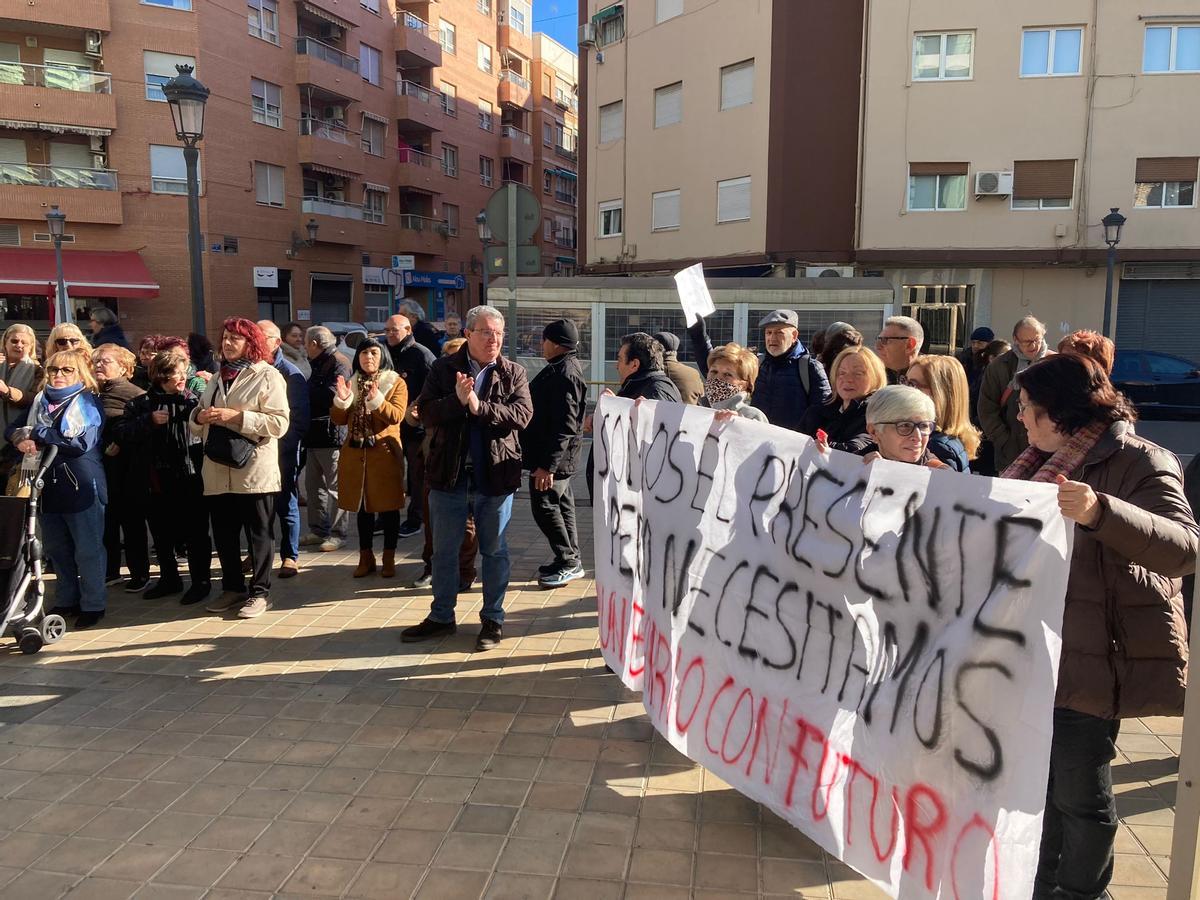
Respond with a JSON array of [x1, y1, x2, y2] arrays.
[[859, 384, 947, 469], [904, 354, 980, 472], [0, 325, 44, 481], [6, 348, 108, 628], [1004, 353, 1197, 899], [44, 323, 92, 364]]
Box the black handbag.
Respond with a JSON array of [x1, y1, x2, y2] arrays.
[[204, 424, 257, 469]]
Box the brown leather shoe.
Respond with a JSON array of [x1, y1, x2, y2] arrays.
[[381, 549, 396, 578], [353, 550, 376, 578], [278, 559, 299, 579]]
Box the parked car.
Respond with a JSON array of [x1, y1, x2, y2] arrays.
[[1112, 350, 1200, 419]]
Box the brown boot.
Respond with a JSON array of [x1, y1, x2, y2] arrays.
[[381, 549, 396, 578], [353, 550, 376, 578]]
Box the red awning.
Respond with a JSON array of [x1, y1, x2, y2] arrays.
[[0, 248, 160, 299]]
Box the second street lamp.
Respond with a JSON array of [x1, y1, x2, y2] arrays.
[[476, 210, 489, 306], [162, 64, 210, 338], [1101, 207, 1126, 338], [45, 205, 70, 327]]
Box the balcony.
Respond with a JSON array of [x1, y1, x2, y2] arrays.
[[0, 0, 109, 31], [295, 37, 362, 103], [554, 88, 578, 112], [298, 118, 364, 175], [395, 11, 442, 68], [497, 69, 532, 109], [554, 189, 576, 206], [496, 18, 532, 58], [499, 124, 533, 164], [0, 162, 121, 224], [397, 213, 451, 254], [554, 141, 577, 162], [397, 148, 446, 194], [395, 80, 443, 131], [0, 64, 117, 133], [302, 196, 366, 245]]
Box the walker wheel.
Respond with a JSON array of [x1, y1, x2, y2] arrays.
[[17, 629, 43, 655], [41, 615, 66, 645]]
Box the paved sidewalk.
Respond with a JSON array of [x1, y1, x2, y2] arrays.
[[0, 489, 1181, 898]]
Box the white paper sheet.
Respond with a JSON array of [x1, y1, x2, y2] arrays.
[[674, 263, 716, 327]]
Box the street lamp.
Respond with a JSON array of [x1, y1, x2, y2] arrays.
[[162, 64, 210, 338], [476, 210, 489, 305], [45, 205, 70, 327], [1101, 207, 1126, 338]]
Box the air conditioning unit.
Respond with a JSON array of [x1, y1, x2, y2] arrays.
[[90, 152, 106, 169], [322, 173, 340, 186], [84, 31, 102, 57], [975, 170, 1013, 196], [88, 135, 104, 152], [325, 189, 345, 202], [324, 106, 345, 121], [805, 266, 854, 278], [578, 23, 597, 48]]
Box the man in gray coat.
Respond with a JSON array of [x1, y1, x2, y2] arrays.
[[978, 315, 1053, 472]]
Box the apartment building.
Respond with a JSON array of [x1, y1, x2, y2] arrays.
[[532, 33, 578, 276], [0, 0, 576, 336], [577, 0, 865, 277], [858, 1, 1200, 355]]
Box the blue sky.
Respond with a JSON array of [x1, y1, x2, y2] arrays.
[[533, 0, 578, 50]]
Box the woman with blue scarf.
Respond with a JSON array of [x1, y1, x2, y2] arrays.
[[6, 348, 108, 628]]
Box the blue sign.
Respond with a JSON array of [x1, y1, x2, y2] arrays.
[[402, 270, 466, 290]]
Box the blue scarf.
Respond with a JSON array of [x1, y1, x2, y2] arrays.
[[34, 382, 94, 438]]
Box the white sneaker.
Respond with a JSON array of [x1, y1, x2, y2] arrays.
[[299, 533, 323, 547], [320, 537, 344, 552], [238, 596, 271, 619]]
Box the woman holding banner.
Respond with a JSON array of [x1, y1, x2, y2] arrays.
[[1008, 352, 1197, 900], [855, 384, 946, 469]]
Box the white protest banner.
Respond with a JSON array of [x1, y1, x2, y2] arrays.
[[674, 263, 716, 327], [593, 397, 1072, 900]]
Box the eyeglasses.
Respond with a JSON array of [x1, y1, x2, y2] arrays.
[[1015, 338, 1042, 348], [878, 420, 934, 436], [46, 366, 77, 376], [875, 335, 909, 345], [94, 358, 119, 367], [471, 329, 503, 340], [55, 337, 81, 347], [1018, 400, 1033, 415]]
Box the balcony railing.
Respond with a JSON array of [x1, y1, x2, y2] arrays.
[[0, 62, 112, 93], [398, 148, 439, 166], [554, 189, 576, 204], [299, 117, 355, 143], [499, 69, 530, 90], [500, 125, 531, 144], [397, 79, 442, 104], [0, 162, 117, 191], [295, 37, 360, 73], [555, 234, 576, 248], [302, 195, 364, 220], [554, 89, 577, 111], [398, 214, 449, 232], [554, 143, 578, 160], [398, 10, 431, 36]]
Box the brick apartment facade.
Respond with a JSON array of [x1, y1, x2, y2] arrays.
[[0, 0, 576, 340]]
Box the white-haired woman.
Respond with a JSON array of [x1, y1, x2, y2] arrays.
[[860, 384, 947, 469]]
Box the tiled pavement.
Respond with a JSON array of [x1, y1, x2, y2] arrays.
[[0, 482, 1183, 899]]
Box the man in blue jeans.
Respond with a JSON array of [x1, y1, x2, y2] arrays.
[[401, 305, 532, 651]]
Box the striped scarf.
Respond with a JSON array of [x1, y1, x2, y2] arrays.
[[1001, 419, 1109, 484], [220, 358, 252, 389]]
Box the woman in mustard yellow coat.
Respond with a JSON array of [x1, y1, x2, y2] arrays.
[[331, 338, 407, 577]]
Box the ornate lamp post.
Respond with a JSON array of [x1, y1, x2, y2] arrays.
[[162, 64, 210, 337], [1101, 207, 1126, 338], [45, 205, 70, 326]]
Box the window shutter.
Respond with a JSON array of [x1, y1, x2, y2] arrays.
[[270, 165, 284, 205], [144, 51, 194, 77], [0, 138, 26, 164], [652, 190, 680, 230], [1012, 159, 1076, 200], [908, 161, 969, 176], [599, 101, 623, 143], [1136, 157, 1199, 183], [654, 82, 682, 128], [150, 145, 186, 181], [655, 0, 682, 22], [717, 177, 750, 222], [720, 59, 754, 109]]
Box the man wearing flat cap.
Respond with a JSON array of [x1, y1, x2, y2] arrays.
[[652, 331, 703, 405], [524, 319, 588, 588], [688, 308, 830, 431]]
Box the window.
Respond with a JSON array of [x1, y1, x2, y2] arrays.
[[599, 200, 622, 238], [1147, 353, 1200, 376], [360, 0, 378, 13], [439, 19, 456, 54], [478, 99, 493, 131], [543, 121, 554, 146], [595, 3, 622, 46], [359, 43, 381, 85], [543, 73, 553, 96], [652, 189, 680, 231], [913, 32, 974, 80], [477, 41, 492, 73], [253, 162, 284, 207], [480, 155, 494, 186], [250, 78, 282, 127], [1021, 27, 1083, 77], [654, 81, 682, 128], [150, 144, 198, 194], [444, 203, 459, 236], [656, 0, 682, 24], [510, 0, 530, 36], [478, 0, 490, 15], [1134, 157, 1198, 208], [599, 100, 623, 143], [247, 0, 278, 44], [361, 116, 385, 156], [441, 81, 457, 116], [1144, 25, 1200, 73], [361, 190, 385, 223], [717, 176, 750, 223], [719, 59, 754, 109], [145, 51, 195, 101], [143, 0, 192, 10], [543, 169, 553, 194], [441, 143, 458, 177], [223, 235, 239, 254], [1011, 159, 1075, 209], [544, 217, 554, 240], [908, 163, 968, 211]]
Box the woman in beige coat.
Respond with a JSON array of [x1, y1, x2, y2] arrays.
[[331, 338, 407, 578], [189, 318, 289, 619]]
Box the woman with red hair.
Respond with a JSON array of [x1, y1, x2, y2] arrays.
[[189, 318, 289, 618]]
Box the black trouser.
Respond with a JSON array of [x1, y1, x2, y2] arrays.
[[209, 493, 274, 598], [1034, 707, 1121, 900], [148, 474, 211, 587], [103, 463, 149, 581], [401, 423, 425, 525], [358, 510, 399, 551], [530, 475, 579, 568]]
